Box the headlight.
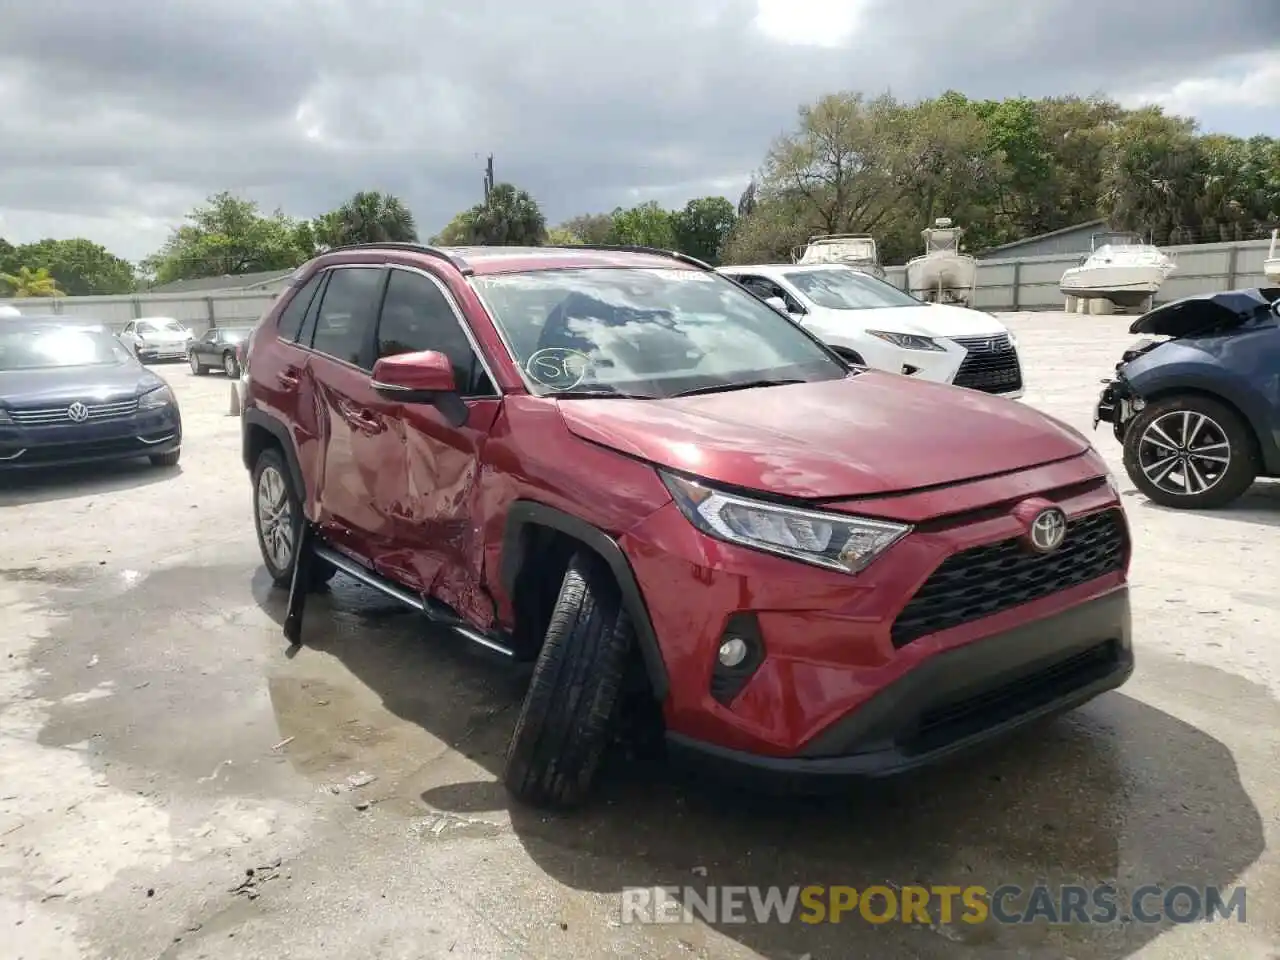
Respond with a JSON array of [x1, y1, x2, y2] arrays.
[[661, 471, 911, 574], [138, 385, 175, 410], [865, 330, 944, 352], [0, 408, 11, 424]]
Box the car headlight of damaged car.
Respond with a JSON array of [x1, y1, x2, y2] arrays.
[[138, 384, 175, 409], [865, 330, 945, 352], [662, 472, 911, 574]]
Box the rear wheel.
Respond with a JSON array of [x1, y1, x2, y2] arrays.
[[503, 551, 635, 808], [252, 446, 336, 589], [1122, 395, 1257, 509]]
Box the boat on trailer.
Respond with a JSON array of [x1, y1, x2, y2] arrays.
[[905, 218, 976, 306], [1059, 232, 1176, 308], [792, 234, 886, 280]]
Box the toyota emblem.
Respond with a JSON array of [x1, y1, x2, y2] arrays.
[[66, 402, 89, 423], [1028, 507, 1067, 553]]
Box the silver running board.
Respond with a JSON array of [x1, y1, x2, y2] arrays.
[[313, 544, 515, 658]]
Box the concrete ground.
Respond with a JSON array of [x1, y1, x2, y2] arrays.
[[1, 312, 1277, 960]]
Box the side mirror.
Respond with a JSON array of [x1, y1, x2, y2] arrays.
[[371, 350, 468, 427], [764, 296, 790, 315]]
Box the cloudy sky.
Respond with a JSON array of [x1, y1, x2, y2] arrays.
[[1, 0, 1276, 263]]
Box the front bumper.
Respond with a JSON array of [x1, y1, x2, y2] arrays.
[[0, 407, 182, 469], [667, 588, 1131, 789], [137, 343, 191, 361]]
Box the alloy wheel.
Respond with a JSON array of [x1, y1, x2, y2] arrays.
[[224, 354, 237, 377], [189, 354, 200, 374], [256, 466, 294, 572], [1137, 410, 1231, 497]]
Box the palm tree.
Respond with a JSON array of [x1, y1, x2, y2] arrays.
[[329, 192, 418, 246], [0, 265, 62, 297]]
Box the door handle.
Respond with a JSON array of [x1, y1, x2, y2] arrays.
[[277, 366, 301, 388], [347, 409, 381, 432]]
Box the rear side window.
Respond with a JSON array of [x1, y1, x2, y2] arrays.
[[376, 269, 493, 395], [310, 267, 385, 368], [276, 273, 323, 342]]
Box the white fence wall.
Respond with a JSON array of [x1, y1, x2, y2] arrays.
[[882, 236, 1273, 310], [1, 236, 1273, 325], [0, 289, 279, 334]]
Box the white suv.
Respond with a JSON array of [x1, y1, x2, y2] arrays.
[[719, 263, 1023, 399]]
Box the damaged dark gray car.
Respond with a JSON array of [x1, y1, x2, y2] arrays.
[[1094, 286, 1280, 509]]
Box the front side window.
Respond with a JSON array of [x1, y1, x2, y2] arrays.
[[376, 269, 492, 394], [310, 267, 384, 368], [784, 268, 921, 310], [471, 267, 845, 398], [0, 327, 131, 370]]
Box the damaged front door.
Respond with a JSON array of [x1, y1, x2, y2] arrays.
[[368, 265, 502, 627]]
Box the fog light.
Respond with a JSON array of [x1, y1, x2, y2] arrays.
[[718, 637, 749, 668]]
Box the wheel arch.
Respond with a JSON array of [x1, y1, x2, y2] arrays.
[[500, 501, 669, 701], [1133, 385, 1265, 467], [242, 408, 307, 500]]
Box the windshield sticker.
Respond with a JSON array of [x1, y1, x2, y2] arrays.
[[526, 347, 591, 391]]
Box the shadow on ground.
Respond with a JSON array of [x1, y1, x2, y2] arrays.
[[1127, 479, 1280, 528], [252, 571, 1267, 958], [0, 458, 181, 507]]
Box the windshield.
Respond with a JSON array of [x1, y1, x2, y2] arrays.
[[471, 267, 846, 398], [140, 319, 186, 333], [219, 327, 252, 342], [0, 326, 131, 371], [785, 268, 921, 310]]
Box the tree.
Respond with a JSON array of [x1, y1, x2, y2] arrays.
[[7, 238, 135, 296], [1100, 108, 1201, 243], [142, 192, 308, 285], [0, 265, 62, 297], [672, 196, 737, 264], [545, 226, 583, 245], [438, 183, 546, 246], [610, 201, 676, 248], [557, 213, 615, 244], [320, 191, 418, 247]]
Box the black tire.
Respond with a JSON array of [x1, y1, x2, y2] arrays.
[[1122, 394, 1258, 509], [503, 550, 635, 808], [150, 449, 181, 467], [223, 351, 241, 378], [251, 445, 337, 589], [189, 353, 207, 376]]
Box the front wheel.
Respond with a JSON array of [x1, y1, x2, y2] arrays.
[[503, 551, 635, 808], [1122, 395, 1257, 509], [252, 446, 336, 589], [189, 353, 207, 375], [223, 352, 241, 378]]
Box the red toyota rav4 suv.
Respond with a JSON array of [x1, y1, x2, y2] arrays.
[[240, 243, 1133, 808]]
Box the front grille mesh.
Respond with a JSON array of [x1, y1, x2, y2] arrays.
[[890, 510, 1127, 648], [949, 333, 1022, 393], [9, 398, 140, 426]]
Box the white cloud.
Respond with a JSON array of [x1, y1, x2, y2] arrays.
[[1119, 52, 1278, 116], [753, 0, 868, 47]]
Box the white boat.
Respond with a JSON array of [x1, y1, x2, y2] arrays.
[[1059, 232, 1176, 307], [792, 234, 886, 280], [1265, 229, 1280, 284], [905, 218, 976, 306]]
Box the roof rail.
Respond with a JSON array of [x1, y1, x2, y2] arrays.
[[322, 242, 473, 275], [555, 244, 716, 272]]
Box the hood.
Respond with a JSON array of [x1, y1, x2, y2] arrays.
[[0, 361, 163, 407], [1129, 287, 1280, 337], [557, 373, 1090, 500], [814, 303, 1007, 338], [137, 328, 191, 343]]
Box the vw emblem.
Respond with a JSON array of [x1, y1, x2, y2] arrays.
[[1028, 507, 1067, 554], [66, 402, 89, 423]]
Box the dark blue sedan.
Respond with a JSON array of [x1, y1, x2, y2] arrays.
[[1094, 286, 1280, 509], [0, 317, 182, 471]]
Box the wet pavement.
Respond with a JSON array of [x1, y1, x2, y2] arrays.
[[1, 320, 1278, 959]]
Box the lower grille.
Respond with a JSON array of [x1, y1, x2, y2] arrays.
[[949, 334, 1022, 393], [902, 640, 1123, 755], [10, 398, 140, 426], [891, 509, 1127, 648]]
